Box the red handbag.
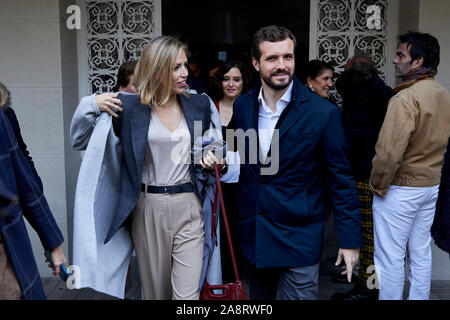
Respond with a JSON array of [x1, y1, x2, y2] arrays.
[[200, 165, 247, 300]]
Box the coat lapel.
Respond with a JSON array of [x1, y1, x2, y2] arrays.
[[275, 101, 306, 140], [179, 94, 202, 146], [130, 103, 151, 178], [264, 79, 309, 164], [245, 88, 262, 172], [275, 79, 309, 140]]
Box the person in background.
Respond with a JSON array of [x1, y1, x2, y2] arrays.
[[431, 136, 450, 259], [0, 101, 66, 300], [370, 31, 450, 300], [210, 60, 252, 282], [93, 61, 138, 119], [113, 60, 137, 94], [332, 54, 394, 300], [211, 60, 252, 128], [302, 59, 335, 101], [206, 59, 225, 97], [187, 55, 208, 94]]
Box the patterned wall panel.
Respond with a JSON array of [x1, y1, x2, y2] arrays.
[[84, 0, 160, 94], [312, 0, 390, 105]]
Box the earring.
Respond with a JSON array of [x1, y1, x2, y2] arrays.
[[309, 84, 315, 92]]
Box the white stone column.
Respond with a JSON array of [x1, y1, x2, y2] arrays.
[[0, 0, 80, 277]]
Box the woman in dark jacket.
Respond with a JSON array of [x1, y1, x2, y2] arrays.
[[332, 55, 394, 300], [0, 82, 43, 191], [0, 106, 66, 300], [210, 60, 252, 283], [431, 136, 450, 256]]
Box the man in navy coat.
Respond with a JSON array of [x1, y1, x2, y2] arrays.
[[227, 25, 362, 299]]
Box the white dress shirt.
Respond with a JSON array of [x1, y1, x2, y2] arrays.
[[221, 81, 293, 182], [258, 81, 293, 160]]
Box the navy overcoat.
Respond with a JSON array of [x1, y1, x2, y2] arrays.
[[0, 109, 64, 299], [431, 136, 450, 253], [229, 77, 362, 268]]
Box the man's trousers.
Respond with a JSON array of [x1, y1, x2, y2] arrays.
[[373, 185, 439, 300], [356, 180, 375, 288], [241, 259, 320, 300]]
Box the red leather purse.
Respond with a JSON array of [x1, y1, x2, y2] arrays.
[[200, 165, 247, 300]]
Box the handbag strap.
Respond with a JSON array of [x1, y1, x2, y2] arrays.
[[213, 164, 241, 282], [211, 187, 218, 239]]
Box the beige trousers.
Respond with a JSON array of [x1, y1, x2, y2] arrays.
[[131, 191, 204, 300]]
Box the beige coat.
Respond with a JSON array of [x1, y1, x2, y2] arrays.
[[370, 77, 450, 197]]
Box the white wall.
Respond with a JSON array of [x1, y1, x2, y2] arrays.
[[0, 0, 79, 277], [397, 0, 450, 280], [418, 0, 450, 280], [397, 0, 450, 91], [398, 0, 420, 35], [419, 0, 450, 90], [59, 0, 81, 268]]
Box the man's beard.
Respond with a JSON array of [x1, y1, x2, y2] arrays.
[[395, 61, 413, 78], [261, 70, 293, 91]]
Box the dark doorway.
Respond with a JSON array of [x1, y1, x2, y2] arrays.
[[162, 0, 310, 82]]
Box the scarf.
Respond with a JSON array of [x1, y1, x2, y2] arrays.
[[394, 67, 437, 93]]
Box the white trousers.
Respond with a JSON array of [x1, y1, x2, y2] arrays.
[[373, 185, 439, 300]]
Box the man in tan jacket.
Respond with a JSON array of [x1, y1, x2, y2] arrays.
[[370, 31, 450, 300]]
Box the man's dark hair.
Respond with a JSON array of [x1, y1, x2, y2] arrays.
[[398, 31, 440, 71], [115, 60, 137, 91], [251, 25, 297, 61]]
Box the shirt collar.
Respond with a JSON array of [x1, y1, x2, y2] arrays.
[[258, 81, 293, 115]]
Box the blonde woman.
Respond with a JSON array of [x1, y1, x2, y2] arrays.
[[71, 36, 224, 300]]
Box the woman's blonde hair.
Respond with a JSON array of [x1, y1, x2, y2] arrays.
[[134, 36, 189, 109]]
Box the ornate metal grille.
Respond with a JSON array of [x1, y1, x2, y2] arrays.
[[84, 0, 161, 94], [311, 0, 390, 104]]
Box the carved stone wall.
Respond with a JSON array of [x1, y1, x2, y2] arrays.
[[311, 0, 391, 104], [84, 0, 161, 93]]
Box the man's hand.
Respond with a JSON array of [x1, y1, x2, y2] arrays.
[[95, 93, 123, 118], [45, 245, 67, 277], [199, 149, 226, 170], [335, 248, 359, 283]]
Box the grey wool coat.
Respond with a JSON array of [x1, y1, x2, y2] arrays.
[[70, 92, 223, 299]]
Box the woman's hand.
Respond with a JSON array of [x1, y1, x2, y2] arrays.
[[199, 149, 226, 171], [45, 245, 67, 277], [95, 93, 123, 118]]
